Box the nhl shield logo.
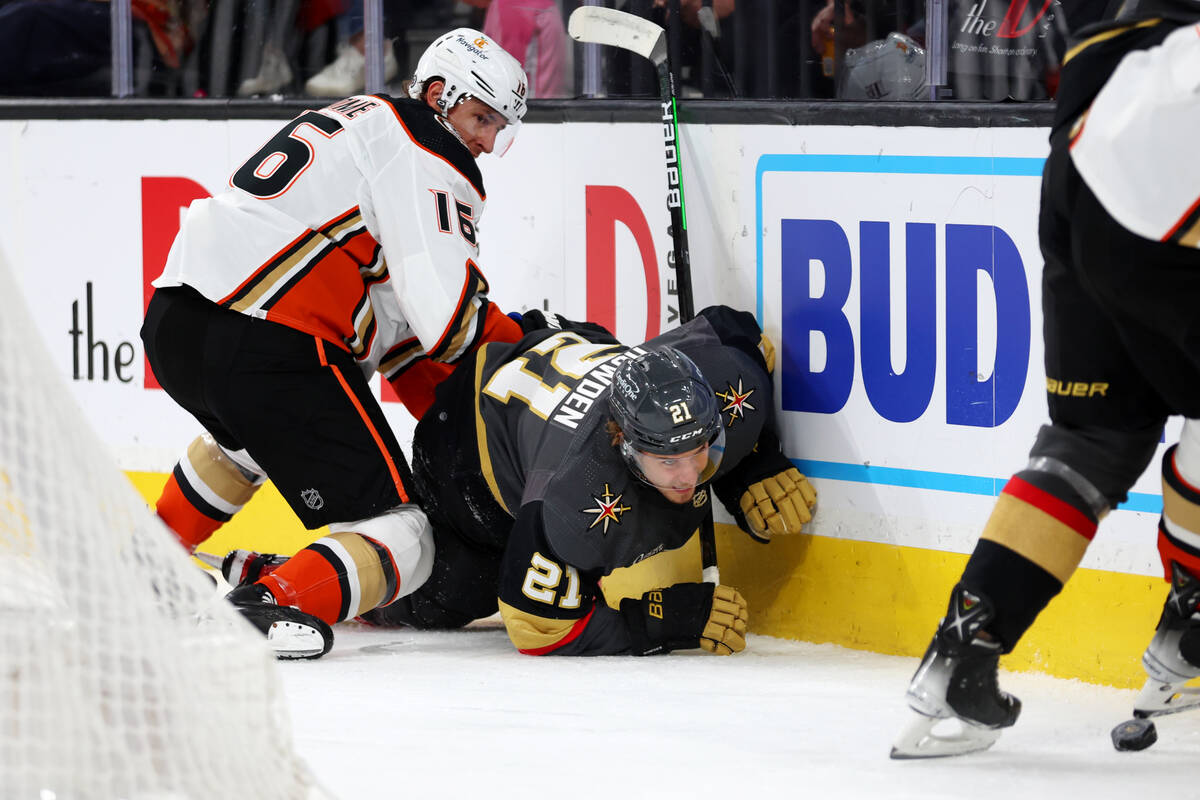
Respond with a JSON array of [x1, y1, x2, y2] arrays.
[[300, 488, 324, 510], [692, 488, 709, 508]]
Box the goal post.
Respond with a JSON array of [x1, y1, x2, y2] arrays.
[[0, 242, 330, 799]]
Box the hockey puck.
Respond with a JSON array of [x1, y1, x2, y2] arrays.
[[1111, 717, 1157, 751]]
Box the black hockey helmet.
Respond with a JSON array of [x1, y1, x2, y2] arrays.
[[608, 347, 725, 485]]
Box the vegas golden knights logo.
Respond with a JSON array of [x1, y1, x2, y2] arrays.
[[716, 378, 756, 427], [582, 483, 631, 535]]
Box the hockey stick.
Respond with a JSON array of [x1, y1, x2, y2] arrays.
[[569, 6, 717, 583], [569, 6, 696, 322]]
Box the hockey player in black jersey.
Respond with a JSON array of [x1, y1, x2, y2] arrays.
[[892, 0, 1200, 758], [366, 304, 817, 655], [223, 305, 817, 656]]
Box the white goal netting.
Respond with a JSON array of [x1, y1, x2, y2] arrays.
[[0, 244, 328, 800]]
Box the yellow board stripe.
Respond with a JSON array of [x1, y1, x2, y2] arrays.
[[125, 470, 1165, 689]]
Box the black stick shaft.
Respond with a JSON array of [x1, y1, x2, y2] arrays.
[[656, 63, 695, 324], [656, 51, 716, 582]]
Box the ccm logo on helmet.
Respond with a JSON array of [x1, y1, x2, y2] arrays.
[[668, 429, 704, 444]]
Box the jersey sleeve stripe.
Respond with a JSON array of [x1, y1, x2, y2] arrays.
[[424, 259, 488, 362], [345, 294, 378, 359], [379, 337, 425, 380]]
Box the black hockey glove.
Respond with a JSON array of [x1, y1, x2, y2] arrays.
[[620, 583, 748, 656], [516, 309, 618, 342]]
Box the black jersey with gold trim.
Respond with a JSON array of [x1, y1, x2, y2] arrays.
[[466, 306, 784, 654], [473, 307, 773, 563]]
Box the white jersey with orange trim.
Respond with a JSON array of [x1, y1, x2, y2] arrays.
[[154, 94, 502, 379], [1070, 23, 1200, 247]]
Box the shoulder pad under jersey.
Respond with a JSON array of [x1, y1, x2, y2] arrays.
[[376, 95, 485, 200]]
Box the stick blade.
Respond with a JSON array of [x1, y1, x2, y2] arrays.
[[568, 6, 667, 66]]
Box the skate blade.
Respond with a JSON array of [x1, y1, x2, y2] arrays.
[[889, 711, 1001, 759], [1132, 678, 1200, 719]]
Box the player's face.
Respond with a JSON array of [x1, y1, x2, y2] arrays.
[[446, 98, 508, 158], [635, 443, 710, 504]]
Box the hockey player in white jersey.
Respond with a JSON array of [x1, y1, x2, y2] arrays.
[[891, 2, 1200, 758], [141, 29, 529, 656]]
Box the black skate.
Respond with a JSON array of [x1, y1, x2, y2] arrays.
[[1132, 561, 1200, 719], [891, 584, 1021, 759], [228, 583, 333, 660]]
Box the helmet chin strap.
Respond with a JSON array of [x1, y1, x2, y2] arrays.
[[438, 114, 469, 149], [433, 91, 479, 149]]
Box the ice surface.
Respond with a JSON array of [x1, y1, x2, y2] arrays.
[[280, 621, 1200, 799]]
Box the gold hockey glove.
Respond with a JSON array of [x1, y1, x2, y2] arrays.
[[698, 584, 749, 655], [620, 583, 748, 656], [739, 467, 817, 541]]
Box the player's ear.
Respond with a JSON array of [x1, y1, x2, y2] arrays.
[[423, 80, 445, 111]]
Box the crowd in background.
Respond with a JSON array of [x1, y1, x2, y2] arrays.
[[0, 0, 1112, 101]]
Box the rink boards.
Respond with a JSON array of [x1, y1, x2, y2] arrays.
[[1, 115, 1168, 688]]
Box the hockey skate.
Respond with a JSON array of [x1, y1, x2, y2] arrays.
[[891, 584, 1020, 759], [1132, 561, 1200, 719], [227, 583, 333, 660]]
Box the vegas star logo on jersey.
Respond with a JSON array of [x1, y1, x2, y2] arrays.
[[582, 483, 631, 535], [715, 378, 755, 427]]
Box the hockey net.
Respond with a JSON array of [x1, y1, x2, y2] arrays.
[[0, 245, 329, 799]]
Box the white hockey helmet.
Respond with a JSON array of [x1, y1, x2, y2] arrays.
[[407, 28, 529, 127]]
